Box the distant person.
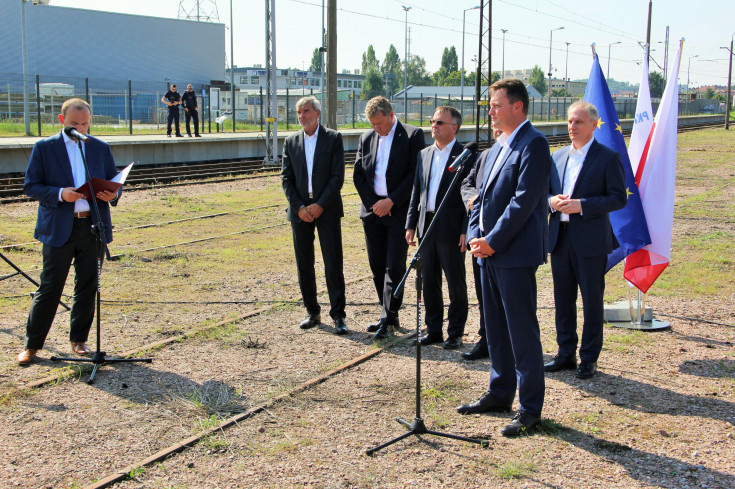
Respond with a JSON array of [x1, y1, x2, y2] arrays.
[[281, 96, 348, 335], [457, 79, 551, 437], [161, 83, 183, 137], [459, 125, 503, 361], [353, 96, 425, 341], [545, 101, 627, 379], [405, 106, 470, 350], [181, 84, 201, 137], [17, 98, 121, 365]]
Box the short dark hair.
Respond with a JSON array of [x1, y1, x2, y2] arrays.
[[365, 96, 393, 118], [434, 106, 462, 129], [490, 78, 529, 114]]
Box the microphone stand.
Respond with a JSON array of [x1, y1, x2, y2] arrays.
[[366, 151, 488, 456], [1, 251, 71, 311], [50, 135, 152, 384]]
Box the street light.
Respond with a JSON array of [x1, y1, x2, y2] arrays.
[[564, 41, 570, 113], [722, 39, 734, 130], [687, 54, 699, 114], [402, 5, 411, 123], [548, 26, 564, 121], [607, 41, 622, 80], [460, 6, 480, 120], [501, 29, 508, 79]]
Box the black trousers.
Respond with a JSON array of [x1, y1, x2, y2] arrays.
[[185, 109, 199, 136], [25, 218, 100, 349], [290, 216, 346, 320], [419, 233, 468, 340], [551, 225, 607, 362], [167, 108, 181, 135], [362, 213, 408, 323], [471, 255, 487, 343]]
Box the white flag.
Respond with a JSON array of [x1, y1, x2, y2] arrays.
[[629, 45, 654, 176]]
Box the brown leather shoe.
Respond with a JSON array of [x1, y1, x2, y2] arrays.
[[17, 349, 38, 365], [71, 342, 91, 356]]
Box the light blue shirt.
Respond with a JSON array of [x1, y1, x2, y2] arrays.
[[61, 130, 90, 213]]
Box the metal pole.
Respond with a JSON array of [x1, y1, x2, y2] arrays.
[[501, 29, 508, 79], [564, 42, 570, 114], [548, 27, 564, 121], [128, 80, 133, 135], [460, 6, 480, 121], [608, 41, 621, 80], [723, 40, 733, 130], [35, 74, 40, 136], [21, 0, 31, 135], [320, 0, 325, 114], [402, 5, 411, 123], [326, 0, 337, 129], [687, 55, 698, 115], [230, 0, 235, 132], [646, 0, 652, 66]]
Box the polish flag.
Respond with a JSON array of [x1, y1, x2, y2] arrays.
[[624, 40, 684, 293]]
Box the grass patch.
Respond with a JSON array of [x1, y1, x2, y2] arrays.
[[495, 459, 538, 480], [166, 379, 249, 420]]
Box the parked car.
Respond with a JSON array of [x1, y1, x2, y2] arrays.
[[702, 104, 716, 113]]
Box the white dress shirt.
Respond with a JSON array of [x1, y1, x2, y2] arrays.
[[426, 139, 456, 212], [304, 124, 319, 195], [373, 118, 398, 197], [61, 130, 90, 213], [559, 136, 594, 222]]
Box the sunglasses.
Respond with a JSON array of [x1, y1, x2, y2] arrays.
[[430, 119, 456, 126]]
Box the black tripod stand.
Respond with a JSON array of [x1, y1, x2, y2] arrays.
[[1, 251, 70, 311], [366, 143, 488, 455], [50, 133, 151, 384]]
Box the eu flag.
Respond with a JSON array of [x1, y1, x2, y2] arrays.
[[584, 54, 651, 271]]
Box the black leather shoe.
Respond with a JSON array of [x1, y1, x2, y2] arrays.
[[443, 336, 462, 349], [299, 314, 321, 329], [372, 323, 394, 341], [334, 318, 348, 335], [462, 340, 489, 360], [576, 361, 597, 379], [456, 391, 512, 415], [418, 334, 443, 346], [544, 354, 577, 372], [501, 411, 540, 437], [367, 317, 400, 333]]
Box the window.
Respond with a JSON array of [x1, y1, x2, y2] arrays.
[[337, 80, 342, 88], [281, 70, 289, 76], [347, 80, 353, 88], [251, 76, 259, 84], [240, 76, 247, 84]]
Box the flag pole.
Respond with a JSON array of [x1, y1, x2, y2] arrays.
[[591, 42, 597, 58]]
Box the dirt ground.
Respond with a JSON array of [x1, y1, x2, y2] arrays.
[[0, 129, 733, 488]]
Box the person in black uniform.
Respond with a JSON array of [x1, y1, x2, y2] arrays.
[[181, 84, 201, 137], [161, 84, 183, 137]]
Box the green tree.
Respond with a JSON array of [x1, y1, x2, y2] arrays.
[[649, 71, 664, 98], [705, 87, 716, 99], [551, 88, 567, 97], [362, 45, 379, 76], [361, 66, 385, 100], [382, 44, 402, 93], [309, 48, 322, 72], [432, 67, 449, 86], [405, 55, 432, 87], [529, 65, 547, 96], [444, 70, 464, 86], [440, 46, 459, 73]]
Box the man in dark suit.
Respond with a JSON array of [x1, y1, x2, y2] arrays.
[[459, 126, 502, 361], [544, 101, 627, 379], [457, 79, 551, 437], [354, 96, 425, 340], [281, 96, 347, 335], [405, 106, 469, 350], [161, 83, 183, 137], [18, 98, 120, 365]]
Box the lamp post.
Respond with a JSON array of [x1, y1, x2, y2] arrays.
[[564, 41, 570, 114], [501, 29, 508, 79], [20, 0, 31, 135], [687, 54, 699, 115], [460, 6, 480, 120], [402, 5, 411, 123], [722, 39, 734, 130], [548, 26, 564, 121], [607, 41, 622, 80]]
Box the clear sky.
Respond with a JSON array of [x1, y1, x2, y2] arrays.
[[53, 0, 733, 87]]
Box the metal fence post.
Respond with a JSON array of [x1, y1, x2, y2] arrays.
[[259, 86, 264, 132], [35, 75, 41, 136], [128, 80, 133, 135], [286, 87, 289, 131], [352, 90, 356, 128], [419, 94, 423, 126]]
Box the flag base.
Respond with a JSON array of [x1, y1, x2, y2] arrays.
[[607, 318, 670, 331], [604, 300, 670, 331]]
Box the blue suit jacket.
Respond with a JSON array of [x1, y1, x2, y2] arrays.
[[548, 139, 627, 257], [24, 131, 119, 247], [468, 121, 551, 268]]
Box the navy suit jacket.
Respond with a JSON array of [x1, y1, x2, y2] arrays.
[[24, 131, 119, 247], [468, 121, 551, 268], [281, 125, 345, 222], [353, 121, 426, 221], [406, 141, 471, 240], [548, 139, 627, 257]]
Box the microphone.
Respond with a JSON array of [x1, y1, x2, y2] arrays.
[[447, 141, 478, 172], [63, 126, 88, 142]]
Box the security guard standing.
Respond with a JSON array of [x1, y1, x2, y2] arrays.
[[181, 84, 201, 137], [161, 83, 183, 137]]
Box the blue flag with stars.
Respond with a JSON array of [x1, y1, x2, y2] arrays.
[[584, 54, 651, 271]]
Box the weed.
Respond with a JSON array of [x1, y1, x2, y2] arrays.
[[495, 459, 537, 479]]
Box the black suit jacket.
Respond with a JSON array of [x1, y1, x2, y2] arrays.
[[548, 139, 627, 257], [406, 141, 471, 239], [353, 121, 426, 220], [281, 125, 344, 222]]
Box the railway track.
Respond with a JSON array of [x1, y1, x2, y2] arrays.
[[0, 120, 724, 204]]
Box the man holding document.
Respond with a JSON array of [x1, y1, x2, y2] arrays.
[[17, 98, 122, 365]]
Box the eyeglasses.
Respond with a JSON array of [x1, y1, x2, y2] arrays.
[[430, 119, 456, 126]]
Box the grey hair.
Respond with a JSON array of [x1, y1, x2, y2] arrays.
[[296, 95, 321, 112], [568, 100, 599, 121]]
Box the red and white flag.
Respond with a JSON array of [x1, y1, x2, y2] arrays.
[[629, 45, 654, 176], [624, 40, 684, 293]]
